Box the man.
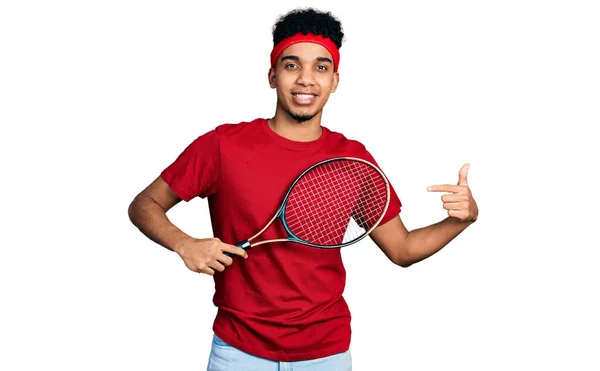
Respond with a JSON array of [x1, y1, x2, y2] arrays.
[[128, 7, 478, 371]]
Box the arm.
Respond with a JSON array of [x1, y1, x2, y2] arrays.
[[128, 175, 190, 252], [128, 176, 247, 275], [370, 163, 478, 267], [370, 215, 474, 267]]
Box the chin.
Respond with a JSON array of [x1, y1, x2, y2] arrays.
[[288, 108, 320, 123]]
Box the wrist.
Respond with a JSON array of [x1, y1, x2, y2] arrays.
[[171, 235, 193, 255]]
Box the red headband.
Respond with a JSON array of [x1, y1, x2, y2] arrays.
[[270, 32, 340, 72]]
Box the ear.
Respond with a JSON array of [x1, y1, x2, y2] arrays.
[[268, 67, 277, 89], [330, 71, 340, 93]]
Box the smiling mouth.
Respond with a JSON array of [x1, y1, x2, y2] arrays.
[[294, 93, 316, 99], [292, 93, 318, 104]]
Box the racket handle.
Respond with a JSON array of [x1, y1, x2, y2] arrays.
[[236, 240, 251, 250], [224, 240, 251, 257]]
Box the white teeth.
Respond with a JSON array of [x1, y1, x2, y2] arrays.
[[295, 94, 314, 99]]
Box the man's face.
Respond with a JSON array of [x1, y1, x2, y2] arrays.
[[269, 42, 339, 123]]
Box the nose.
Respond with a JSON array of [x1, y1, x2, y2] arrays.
[[296, 68, 315, 86]]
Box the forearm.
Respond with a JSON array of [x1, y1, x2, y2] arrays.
[[128, 197, 191, 253], [403, 217, 473, 266]]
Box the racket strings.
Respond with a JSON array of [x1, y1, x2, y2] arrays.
[[297, 163, 361, 243], [284, 159, 388, 246], [287, 162, 383, 245]]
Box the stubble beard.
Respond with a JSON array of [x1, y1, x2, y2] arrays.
[[284, 107, 320, 124]]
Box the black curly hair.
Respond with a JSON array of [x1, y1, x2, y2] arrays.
[[272, 8, 344, 49]]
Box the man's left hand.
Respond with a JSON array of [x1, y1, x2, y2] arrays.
[[427, 164, 479, 222]]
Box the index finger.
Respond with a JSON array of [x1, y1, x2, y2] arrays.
[[222, 243, 249, 259], [427, 184, 463, 193]]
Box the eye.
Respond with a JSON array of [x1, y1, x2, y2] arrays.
[[316, 65, 328, 71], [285, 63, 299, 69]]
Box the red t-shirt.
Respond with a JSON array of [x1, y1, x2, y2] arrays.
[[161, 118, 401, 361]]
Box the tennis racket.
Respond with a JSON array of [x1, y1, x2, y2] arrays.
[[227, 157, 391, 255]]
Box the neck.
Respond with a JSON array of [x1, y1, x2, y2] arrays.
[[268, 105, 323, 142]]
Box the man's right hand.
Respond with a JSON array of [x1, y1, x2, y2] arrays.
[[174, 237, 248, 275]]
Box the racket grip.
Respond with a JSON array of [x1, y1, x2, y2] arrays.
[[236, 240, 251, 250], [224, 240, 251, 257]]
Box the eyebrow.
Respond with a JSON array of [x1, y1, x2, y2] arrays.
[[281, 55, 333, 64], [316, 57, 333, 64]]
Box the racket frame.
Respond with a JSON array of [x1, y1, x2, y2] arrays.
[[236, 156, 391, 250]]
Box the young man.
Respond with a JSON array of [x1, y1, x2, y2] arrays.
[[128, 7, 478, 371]]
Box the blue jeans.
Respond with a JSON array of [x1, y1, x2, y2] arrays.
[[207, 334, 352, 371]]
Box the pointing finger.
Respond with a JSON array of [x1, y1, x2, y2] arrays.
[[427, 184, 463, 193]]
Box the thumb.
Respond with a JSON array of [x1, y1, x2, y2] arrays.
[[458, 163, 470, 186]]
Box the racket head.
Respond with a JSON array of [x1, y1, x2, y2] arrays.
[[280, 157, 391, 249]]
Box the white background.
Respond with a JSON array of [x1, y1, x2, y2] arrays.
[[1, 0, 599, 370]]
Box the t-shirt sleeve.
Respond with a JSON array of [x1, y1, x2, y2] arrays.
[[361, 149, 402, 225], [160, 129, 220, 201]]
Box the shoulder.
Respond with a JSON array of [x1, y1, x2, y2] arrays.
[[322, 126, 368, 155], [181, 118, 266, 149], [214, 118, 266, 138], [173, 119, 265, 156]]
